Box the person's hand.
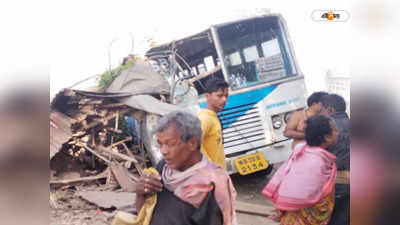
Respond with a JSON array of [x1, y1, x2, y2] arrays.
[[136, 172, 162, 196]]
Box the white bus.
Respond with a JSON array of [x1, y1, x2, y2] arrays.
[[146, 14, 307, 175]]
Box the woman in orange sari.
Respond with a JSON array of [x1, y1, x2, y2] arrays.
[[263, 115, 338, 225]]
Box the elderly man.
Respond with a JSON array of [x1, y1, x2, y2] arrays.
[[135, 111, 237, 225]]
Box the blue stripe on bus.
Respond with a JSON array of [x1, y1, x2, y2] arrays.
[[200, 85, 278, 127]]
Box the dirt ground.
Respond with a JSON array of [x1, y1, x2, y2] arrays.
[[50, 184, 112, 225], [231, 171, 274, 207], [231, 167, 279, 225], [50, 168, 278, 225]]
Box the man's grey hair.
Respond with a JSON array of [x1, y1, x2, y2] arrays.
[[153, 110, 202, 146]]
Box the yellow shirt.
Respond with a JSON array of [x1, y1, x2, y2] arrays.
[[197, 109, 226, 170]]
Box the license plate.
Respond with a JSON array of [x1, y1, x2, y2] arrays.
[[234, 152, 268, 175]]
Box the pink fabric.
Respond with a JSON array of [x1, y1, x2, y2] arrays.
[[162, 156, 237, 225], [262, 142, 337, 211]]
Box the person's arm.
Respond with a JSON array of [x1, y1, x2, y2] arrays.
[[135, 172, 162, 212], [135, 195, 145, 213], [198, 114, 213, 160], [283, 112, 305, 139]]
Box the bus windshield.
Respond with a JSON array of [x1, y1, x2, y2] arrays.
[[216, 16, 298, 90]]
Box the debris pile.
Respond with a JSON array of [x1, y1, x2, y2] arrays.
[[49, 58, 181, 225], [50, 88, 148, 192]]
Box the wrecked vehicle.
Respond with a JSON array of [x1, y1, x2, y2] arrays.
[[145, 14, 307, 175]]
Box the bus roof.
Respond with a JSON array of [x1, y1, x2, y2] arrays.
[[145, 29, 212, 58], [144, 14, 285, 60]]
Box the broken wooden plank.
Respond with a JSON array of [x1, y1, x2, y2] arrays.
[[106, 127, 123, 134], [72, 113, 88, 122], [106, 167, 119, 188], [88, 99, 104, 105], [110, 111, 119, 145], [121, 143, 135, 158], [50, 111, 75, 160], [72, 130, 87, 137], [115, 111, 119, 130], [109, 137, 133, 148], [96, 109, 108, 117], [81, 135, 90, 143], [78, 98, 91, 105], [99, 145, 138, 164], [50, 172, 107, 185], [110, 163, 137, 192], [118, 142, 145, 176], [50, 192, 59, 208], [79, 105, 95, 114], [80, 144, 112, 164], [102, 103, 126, 108], [82, 109, 130, 130], [234, 200, 275, 217]]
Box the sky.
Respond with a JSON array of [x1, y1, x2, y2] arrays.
[[0, 0, 357, 98]]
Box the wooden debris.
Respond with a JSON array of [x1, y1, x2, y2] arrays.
[[96, 109, 108, 117], [109, 137, 133, 148], [121, 143, 135, 158], [102, 103, 126, 108], [106, 167, 119, 188], [110, 163, 137, 192], [50, 89, 149, 197], [72, 131, 86, 137], [98, 145, 138, 164], [50, 171, 108, 186], [106, 127, 123, 134], [81, 144, 112, 164], [81, 108, 130, 131], [49, 192, 59, 208]]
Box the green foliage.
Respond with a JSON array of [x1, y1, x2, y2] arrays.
[[98, 57, 136, 89]]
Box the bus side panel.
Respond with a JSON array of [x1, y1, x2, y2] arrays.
[[217, 79, 306, 173]]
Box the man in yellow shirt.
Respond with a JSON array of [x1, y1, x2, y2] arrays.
[[197, 78, 229, 170]]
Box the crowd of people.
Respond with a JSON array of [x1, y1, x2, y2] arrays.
[[279, 91, 350, 225], [114, 78, 350, 225]]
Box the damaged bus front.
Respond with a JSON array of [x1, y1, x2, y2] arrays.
[[145, 14, 307, 175]]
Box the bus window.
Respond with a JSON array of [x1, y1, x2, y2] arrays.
[[191, 67, 198, 75], [261, 38, 281, 58], [243, 45, 260, 62], [204, 56, 215, 71], [216, 16, 297, 90], [198, 64, 206, 74], [228, 52, 242, 66]]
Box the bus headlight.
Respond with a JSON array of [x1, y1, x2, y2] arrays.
[[272, 115, 282, 129], [284, 111, 293, 123]]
